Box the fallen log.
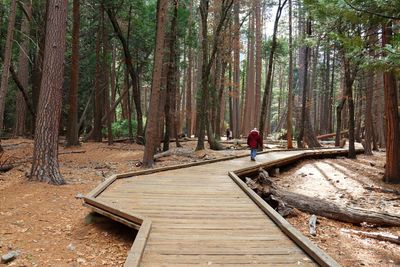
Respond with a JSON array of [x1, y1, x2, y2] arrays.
[[154, 148, 195, 160], [246, 169, 400, 226], [317, 130, 348, 140], [275, 189, 400, 226], [363, 186, 400, 196], [2, 142, 31, 148], [341, 229, 400, 245], [0, 164, 13, 172], [59, 150, 86, 155]]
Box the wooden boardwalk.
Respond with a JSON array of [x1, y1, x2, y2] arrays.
[[84, 148, 359, 266]]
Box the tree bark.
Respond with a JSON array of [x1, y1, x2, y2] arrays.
[[66, 0, 81, 146], [232, 0, 240, 138], [0, 0, 17, 131], [328, 49, 336, 133], [13, 2, 32, 137], [243, 13, 255, 134], [101, 2, 113, 146], [286, 0, 294, 149], [382, 23, 400, 184], [30, 0, 68, 185], [110, 43, 117, 122], [354, 83, 363, 143], [31, 2, 48, 134], [364, 70, 374, 155], [277, 190, 400, 226], [91, 21, 104, 142], [297, 17, 320, 148], [364, 28, 376, 155], [142, 0, 169, 167], [196, 0, 233, 151], [163, 0, 179, 151], [373, 73, 386, 148], [343, 53, 357, 158], [185, 0, 193, 138], [216, 59, 227, 140], [254, 0, 262, 127]]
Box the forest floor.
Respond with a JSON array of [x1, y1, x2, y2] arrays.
[[0, 138, 399, 266], [276, 155, 400, 267]]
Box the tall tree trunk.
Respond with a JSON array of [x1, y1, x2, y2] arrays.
[[343, 54, 356, 158], [91, 22, 104, 142], [66, 0, 81, 146], [121, 69, 129, 120], [297, 17, 320, 148], [31, 3, 48, 134], [14, 2, 32, 137], [286, 0, 293, 148], [374, 73, 386, 148], [243, 13, 255, 134], [354, 83, 363, 143], [254, 0, 262, 127], [382, 23, 400, 184], [321, 47, 331, 134], [215, 61, 227, 140], [163, 0, 179, 151], [30, 0, 68, 185], [310, 44, 319, 132], [101, 2, 113, 145], [266, 62, 275, 135], [110, 42, 117, 122], [185, 1, 193, 138], [335, 98, 346, 146], [364, 69, 374, 155], [196, 0, 233, 151], [0, 0, 17, 131], [259, 0, 287, 141], [328, 49, 336, 133], [173, 61, 182, 148], [232, 0, 240, 138], [143, 0, 169, 167]]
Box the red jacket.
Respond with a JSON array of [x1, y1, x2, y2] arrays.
[[247, 130, 262, 149]]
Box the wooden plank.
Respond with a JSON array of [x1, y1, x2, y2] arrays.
[[84, 147, 365, 266], [116, 155, 239, 179], [233, 153, 305, 176], [228, 171, 340, 267], [124, 219, 152, 267], [86, 174, 118, 198], [114, 147, 346, 180], [83, 197, 144, 226], [83, 202, 141, 230]]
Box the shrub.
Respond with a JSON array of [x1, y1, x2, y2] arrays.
[[102, 119, 137, 138]]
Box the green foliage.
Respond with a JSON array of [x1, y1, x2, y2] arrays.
[[262, 37, 288, 60], [102, 119, 137, 138]]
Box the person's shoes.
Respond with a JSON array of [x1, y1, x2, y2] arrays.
[[251, 158, 255, 161]]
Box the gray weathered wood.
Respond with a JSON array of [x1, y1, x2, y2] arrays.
[[229, 171, 340, 267]]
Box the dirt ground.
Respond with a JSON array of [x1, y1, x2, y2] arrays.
[[0, 138, 244, 266], [276, 154, 400, 267], [0, 138, 399, 266]]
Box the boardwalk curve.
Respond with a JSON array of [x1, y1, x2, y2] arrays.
[[84, 147, 361, 266]]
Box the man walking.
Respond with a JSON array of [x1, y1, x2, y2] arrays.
[[247, 128, 262, 161]]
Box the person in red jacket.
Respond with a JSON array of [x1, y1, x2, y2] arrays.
[[247, 128, 262, 161]]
